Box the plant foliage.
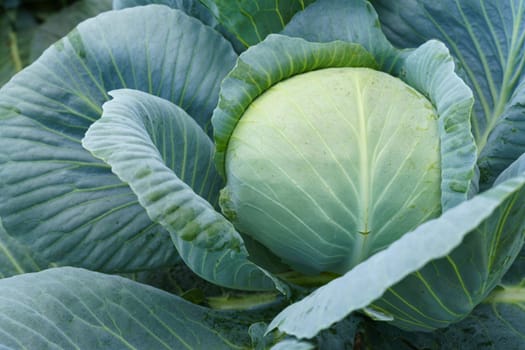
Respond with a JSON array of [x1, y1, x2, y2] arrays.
[[0, 0, 524, 349]]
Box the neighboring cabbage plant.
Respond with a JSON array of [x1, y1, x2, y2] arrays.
[[0, 0, 524, 349]]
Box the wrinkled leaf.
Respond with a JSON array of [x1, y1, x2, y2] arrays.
[[268, 172, 525, 337], [83, 89, 227, 248], [0, 5, 237, 273], [0, 267, 278, 349], [398, 40, 477, 209], [112, 0, 248, 52], [84, 89, 278, 291], [502, 241, 525, 285], [282, 0, 399, 70], [113, 0, 217, 27], [199, 0, 316, 48], [0, 218, 43, 278]]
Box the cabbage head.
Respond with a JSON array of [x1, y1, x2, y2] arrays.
[[220, 67, 442, 274]]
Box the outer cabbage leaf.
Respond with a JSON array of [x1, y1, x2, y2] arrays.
[[0, 267, 280, 349], [112, 0, 217, 28], [502, 230, 525, 285], [268, 171, 525, 336], [398, 40, 477, 209], [83, 89, 277, 291], [0, 218, 42, 278], [198, 0, 316, 48], [373, 0, 525, 187], [266, 297, 525, 349], [363, 292, 525, 349], [281, 0, 399, 71], [367, 203, 525, 350], [360, 152, 525, 347], [0, 5, 237, 273], [112, 0, 250, 52]]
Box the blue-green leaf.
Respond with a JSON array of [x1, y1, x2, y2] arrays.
[[502, 237, 525, 285], [199, 0, 316, 48], [0, 267, 275, 349], [268, 173, 525, 337], [112, 0, 249, 52], [362, 298, 525, 349], [0, 5, 237, 273], [495, 152, 525, 186], [0, 218, 43, 278], [398, 40, 477, 209], [355, 235, 525, 349], [83, 89, 227, 247], [281, 0, 399, 71], [373, 0, 525, 187], [83, 89, 277, 291], [112, 0, 217, 27]]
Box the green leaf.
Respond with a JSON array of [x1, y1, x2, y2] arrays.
[[83, 89, 227, 248], [0, 267, 277, 349], [0, 217, 43, 278], [495, 152, 525, 186], [398, 40, 477, 209], [83, 89, 277, 291], [315, 315, 364, 349], [199, 0, 316, 48], [112, 0, 249, 52], [0, 5, 237, 272], [268, 173, 525, 337], [113, 0, 218, 28], [213, 34, 378, 177], [29, 0, 112, 61], [363, 289, 525, 349], [281, 0, 399, 71], [266, 303, 525, 349], [373, 0, 525, 187], [479, 81, 525, 187], [502, 238, 525, 285]]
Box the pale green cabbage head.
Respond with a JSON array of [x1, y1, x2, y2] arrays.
[[220, 67, 442, 274]]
